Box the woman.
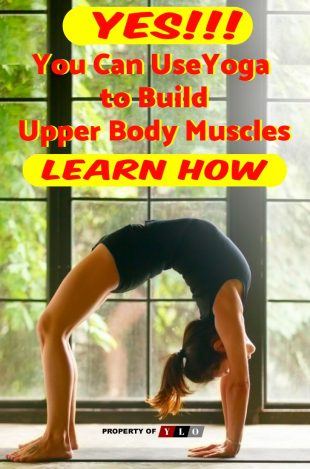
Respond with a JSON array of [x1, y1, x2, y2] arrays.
[[7, 218, 255, 462]]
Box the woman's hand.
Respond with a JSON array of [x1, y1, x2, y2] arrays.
[[188, 439, 240, 459]]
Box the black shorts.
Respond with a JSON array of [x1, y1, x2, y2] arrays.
[[92, 223, 152, 293], [92, 219, 251, 320]]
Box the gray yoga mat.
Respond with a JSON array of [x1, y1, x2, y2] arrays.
[[1, 447, 310, 462]]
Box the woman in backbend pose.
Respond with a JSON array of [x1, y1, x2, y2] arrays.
[[7, 218, 255, 463]]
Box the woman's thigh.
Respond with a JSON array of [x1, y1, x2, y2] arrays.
[[41, 244, 120, 337]]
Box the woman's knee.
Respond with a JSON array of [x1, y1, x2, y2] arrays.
[[36, 309, 68, 343]]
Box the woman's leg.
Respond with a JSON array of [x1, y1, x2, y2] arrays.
[[66, 338, 79, 449], [17, 338, 78, 450], [6, 244, 119, 463]]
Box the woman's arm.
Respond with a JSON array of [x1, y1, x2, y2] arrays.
[[188, 281, 250, 459], [220, 374, 229, 433], [220, 373, 248, 455], [221, 371, 249, 453], [213, 281, 250, 454]]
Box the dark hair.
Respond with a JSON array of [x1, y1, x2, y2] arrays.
[[146, 318, 224, 419]]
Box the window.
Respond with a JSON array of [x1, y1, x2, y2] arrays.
[[266, 1, 310, 404], [71, 0, 227, 401], [0, 0, 309, 422], [0, 0, 47, 400]]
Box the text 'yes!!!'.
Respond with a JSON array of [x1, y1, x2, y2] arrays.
[[63, 7, 253, 45]]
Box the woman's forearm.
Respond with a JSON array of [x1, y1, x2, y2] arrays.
[[225, 377, 250, 447], [220, 375, 229, 432]]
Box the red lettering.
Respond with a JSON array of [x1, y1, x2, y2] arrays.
[[139, 87, 156, 108], [151, 12, 182, 39], [113, 160, 139, 180], [41, 126, 57, 148], [123, 12, 154, 39], [84, 160, 110, 180], [19, 119, 39, 141], [201, 53, 221, 74], [262, 126, 277, 141], [93, 53, 110, 74], [222, 58, 239, 75], [240, 125, 254, 141], [32, 53, 52, 75], [186, 120, 207, 140], [52, 59, 70, 75], [92, 11, 124, 39], [204, 160, 229, 180], [110, 121, 127, 140], [278, 125, 291, 141], [232, 160, 268, 181], [178, 159, 204, 180], [63, 160, 85, 180], [139, 160, 167, 180], [227, 124, 241, 141], [41, 160, 60, 180]]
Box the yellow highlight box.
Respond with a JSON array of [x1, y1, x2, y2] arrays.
[[23, 154, 286, 187], [63, 6, 253, 45]]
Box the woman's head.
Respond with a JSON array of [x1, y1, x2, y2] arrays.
[[146, 318, 226, 419]]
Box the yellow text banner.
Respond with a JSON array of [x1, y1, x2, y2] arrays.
[[63, 7, 253, 45], [23, 154, 286, 187]]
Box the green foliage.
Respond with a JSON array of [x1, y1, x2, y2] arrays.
[[80, 312, 118, 352], [0, 302, 44, 397], [0, 65, 44, 97], [0, 0, 45, 7]]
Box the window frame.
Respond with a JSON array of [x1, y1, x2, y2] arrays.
[[0, 0, 309, 424]]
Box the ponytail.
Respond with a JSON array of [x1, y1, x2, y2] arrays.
[[146, 318, 223, 419], [146, 351, 193, 420]]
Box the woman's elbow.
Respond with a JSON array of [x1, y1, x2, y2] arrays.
[[228, 378, 250, 391]]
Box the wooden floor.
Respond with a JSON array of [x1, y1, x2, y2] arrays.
[[1, 423, 310, 468]]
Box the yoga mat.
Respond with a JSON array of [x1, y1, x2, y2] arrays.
[[1, 447, 310, 463]]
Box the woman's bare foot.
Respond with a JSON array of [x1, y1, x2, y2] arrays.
[[18, 436, 41, 449], [6, 434, 72, 462], [18, 429, 79, 450], [69, 428, 79, 450]]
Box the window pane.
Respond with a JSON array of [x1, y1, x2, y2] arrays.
[[72, 200, 148, 299], [73, 102, 148, 154], [72, 201, 148, 261], [0, 15, 46, 98], [151, 186, 226, 198], [268, 0, 310, 11], [152, 201, 226, 230], [0, 202, 46, 299], [73, 186, 147, 198], [151, 301, 220, 401], [151, 202, 226, 299], [268, 15, 310, 99], [74, 301, 147, 399], [0, 0, 46, 8], [267, 302, 310, 403], [73, 0, 147, 5], [267, 103, 310, 199], [151, 101, 227, 154], [267, 202, 310, 300], [154, 0, 225, 5], [0, 301, 44, 398], [73, 44, 147, 98], [0, 103, 46, 198]]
